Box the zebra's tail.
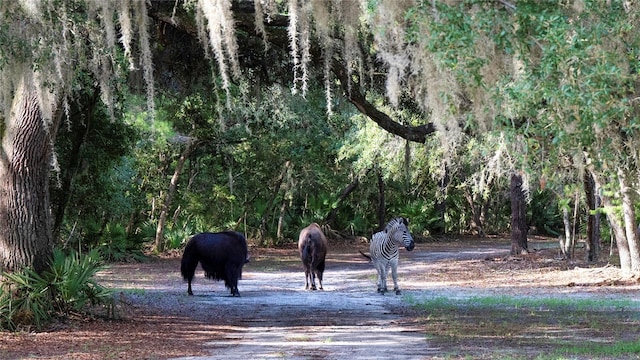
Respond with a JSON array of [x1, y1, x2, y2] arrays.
[[359, 250, 372, 262]]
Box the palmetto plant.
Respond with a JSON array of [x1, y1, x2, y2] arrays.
[[0, 249, 113, 331]]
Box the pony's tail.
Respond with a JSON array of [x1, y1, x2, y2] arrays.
[[181, 237, 199, 281]]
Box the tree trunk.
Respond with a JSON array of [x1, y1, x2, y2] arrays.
[[594, 172, 632, 272], [618, 168, 640, 273], [154, 139, 196, 252], [52, 87, 100, 239], [433, 165, 450, 235], [276, 197, 287, 243], [561, 207, 571, 259], [510, 173, 528, 255], [324, 173, 363, 227], [603, 195, 632, 272], [463, 189, 485, 237], [0, 76, 58, 273], [376, 170, 386, 232], [259, 161, 291, 244], [583, 170, 600, 262]]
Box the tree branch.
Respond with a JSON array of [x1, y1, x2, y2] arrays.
[[331, 59, 436, 143]]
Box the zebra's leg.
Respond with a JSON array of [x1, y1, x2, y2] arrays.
[[374, 261, 385, 293], [379, 262, 390, 294], [390, 258, 401, 295]]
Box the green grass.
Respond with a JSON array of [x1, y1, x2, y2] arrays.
[[552, 339, 640, 358], [405, 294, 640, 359], [407, 294, 638, 312]]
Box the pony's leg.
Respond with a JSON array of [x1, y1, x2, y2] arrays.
[[187, 280, 193, 296], [304, 267, 311, 289], [316, 269, 323, 290], [310, 269, 317, 290]]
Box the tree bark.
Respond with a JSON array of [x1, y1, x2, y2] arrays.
[[332, 59, 436, 144], [154, 138, 197, 252], [583, 170, 600, 262], [52, 87, 100, 239], [510, 173, 528, 255], [561, 207, 571, 259], [324, 173, 363, 227], [0, 76, 59, 273], [618, 168, 640, 273], [433, 165, 450, 235], [259, 161, 291, 244], [594, 172, 632, 273], [376, 170, 386, 232], [463, 189, 486, 237], [602, 195, 631, 272]]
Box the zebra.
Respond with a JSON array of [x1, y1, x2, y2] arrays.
[[360, 217, 415, 295]]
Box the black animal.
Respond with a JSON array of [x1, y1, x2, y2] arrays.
[[180, 231, 249, 296], [298, 223, 328, 290]]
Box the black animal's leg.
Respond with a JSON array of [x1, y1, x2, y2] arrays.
[[225, 263, 242, 297], [187, 280, 193, 296]]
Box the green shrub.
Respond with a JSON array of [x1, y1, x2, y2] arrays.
[[0, 249, 114, 331]]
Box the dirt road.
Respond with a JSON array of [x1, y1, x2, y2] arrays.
[[101, 238, 639, 360], [114, 246, 436, 359], [5, 238, 638, 359]]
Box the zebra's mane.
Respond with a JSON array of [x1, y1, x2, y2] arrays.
[[384, 217, 408, 232]]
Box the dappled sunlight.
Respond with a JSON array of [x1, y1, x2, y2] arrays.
[[200, 323, 436, 358], [81, 238, 640, 359]]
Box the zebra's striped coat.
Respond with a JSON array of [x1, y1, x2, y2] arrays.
[[368, 217, 415, 295]]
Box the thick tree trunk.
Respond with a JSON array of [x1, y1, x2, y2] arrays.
[[0, 77, 58, 273], [583, 170, 600, 262], [510, 173, 528, 255], [154, 139, 196, 252]]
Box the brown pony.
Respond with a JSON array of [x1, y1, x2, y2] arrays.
[[298, 223, 328, 290]]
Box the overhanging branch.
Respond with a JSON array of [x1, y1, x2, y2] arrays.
[[331, 59, 435, 144]]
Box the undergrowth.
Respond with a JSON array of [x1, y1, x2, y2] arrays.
[[0, 249, 114, 331]]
